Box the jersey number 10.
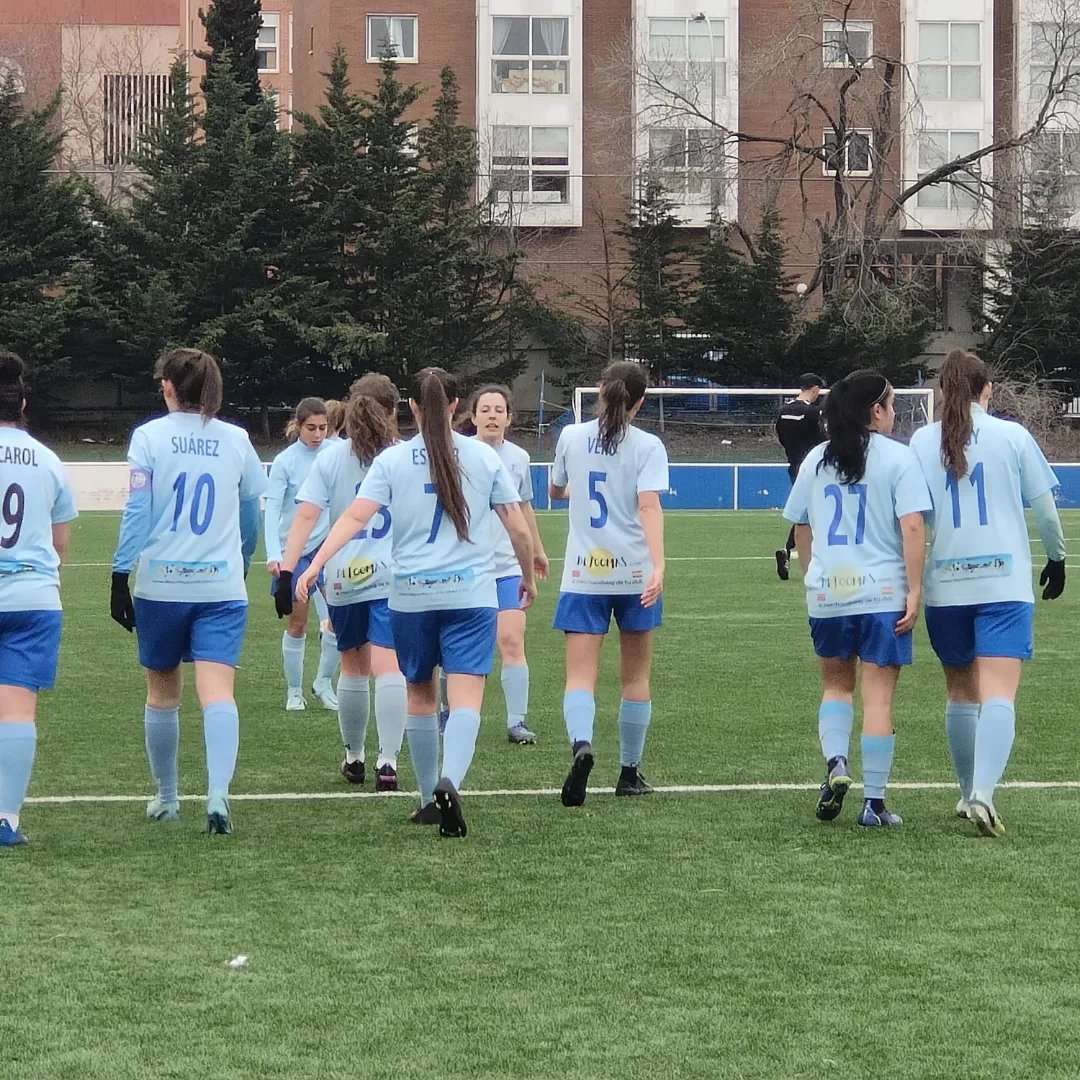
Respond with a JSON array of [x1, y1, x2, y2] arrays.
[[170, 472, 216, 536]]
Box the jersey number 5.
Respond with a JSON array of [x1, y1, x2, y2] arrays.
[[0, 483, 24, 549], [170, 472, 216, 536], [588, 471, 608, 528], [824, 483, 867, 546]]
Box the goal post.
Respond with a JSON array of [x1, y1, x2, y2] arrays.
[[571, 384, 935, 456]]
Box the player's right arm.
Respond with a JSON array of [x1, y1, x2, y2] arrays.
[[549, 428, 570, 501]]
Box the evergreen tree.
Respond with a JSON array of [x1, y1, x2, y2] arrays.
[[0, 83, 92, 388], [198, 0, 264, 106], [619, 181, 689, 383]]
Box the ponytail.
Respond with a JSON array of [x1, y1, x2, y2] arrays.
[[939, 348, 990, 478], [324, 398, 346, 436], [595, 361, 648, 454], [819, 369, 891, 485], [154, 347, 223, 420], [346, 373, 399, 465], [409, 367, 470, 542], [284, 396, 327, 442], [0, 350, 27, 423]]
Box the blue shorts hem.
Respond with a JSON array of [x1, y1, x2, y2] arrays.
[[389, 608, 497, 683], [134, 599, 248, 670], [809, 612, 913, 667], [553, 592, 662, 635], [328, 599, 394, 652], [0, 609, 62, 692], [925, 602, 1034, 668]]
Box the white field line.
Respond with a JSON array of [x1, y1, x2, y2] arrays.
[[24, 779, 1080, 805]]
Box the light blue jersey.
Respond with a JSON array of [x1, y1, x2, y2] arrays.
[[0, 428, 78, 612], [357, 432, 520, 612], [783, 434, 932, 617], [296, 438, 393, 606], [117, 412, 267, 603], [482, 438, 533, 578], [265, 440, 330, 562], [910, 405, 1058, 606], [552, 419, 669, 595]]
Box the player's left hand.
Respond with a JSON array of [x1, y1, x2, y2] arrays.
[[518, 578, 538, 610], [294, 568, 316, 604], [1040, 559, 1066, 600], [640, 569, 664, 609], [274, 570, 294, 617], [534, 551, 549, 580], [895, 592, 920, 635], [110, 571, 136, 632]]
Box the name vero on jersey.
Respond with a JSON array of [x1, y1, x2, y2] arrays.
[[586, 437, 616, 457], [171, 436, 221, 457], [0, 445, 37, 466]]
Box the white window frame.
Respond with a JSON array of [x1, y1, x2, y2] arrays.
[[491, 16, 570, 95], [288, 12, 293, 74], [102, 72, 172, 167], [491, 125, 571, 205], [366, 14, 419, 63], [646, 127, 726, 200], [822, 129, 873, 176], [1029, 129, 1080, 214], [647, 17, 728, 99], [257, 12, 280, 75], [0, 56, 26, 95], [1030, 22, 1080, 103], [822, 20, 873, 68], [917, 22, 981, 102], [917, 130, 983, 209]]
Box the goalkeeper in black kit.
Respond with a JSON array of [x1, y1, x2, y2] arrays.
[[774, 373, 825, 580]]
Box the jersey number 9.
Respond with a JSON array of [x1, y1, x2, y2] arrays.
[[1, 483, 24, 549]]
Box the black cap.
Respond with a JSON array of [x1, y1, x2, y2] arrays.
[[799, 373, 825, 390]]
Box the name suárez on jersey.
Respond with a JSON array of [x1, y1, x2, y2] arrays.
[[0, 445, 37, 466], [171, 436, 220, 457]]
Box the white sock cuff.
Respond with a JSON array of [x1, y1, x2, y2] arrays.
[[283, 633, 307, 650], [375, 672, 406, 690], [337, 673, 370, 692], [405, 712, 438, 732]]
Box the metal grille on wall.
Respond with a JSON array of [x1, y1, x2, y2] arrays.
[[102, 73, 172, 167]]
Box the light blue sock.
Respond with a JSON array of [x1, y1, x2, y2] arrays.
[[203, 701, 240, 800], [819, 700, 854, 763], [564, 690, 595, 746], [618, 699, 652, 767], [971, 698, 1016, 805], [501, 663, 529, 729], [374, 673, 407, 765], [861, 733, 896, 801], [144, 705, 179, 804], [0, 721, 37, 820], [945, 701, 979, 800], [337, 674, 370, 763], [441, 708, 481, 790], [405, 713, 439, 807], [282, 632, 306, 691], [316, 629, 339, 684]]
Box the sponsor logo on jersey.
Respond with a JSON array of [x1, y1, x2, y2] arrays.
[[578, 548, 627, 578]]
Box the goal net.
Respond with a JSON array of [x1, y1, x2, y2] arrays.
[[570, 383, 935, 462]]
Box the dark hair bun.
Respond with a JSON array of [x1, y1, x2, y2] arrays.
[[0, 351, 26, 385]]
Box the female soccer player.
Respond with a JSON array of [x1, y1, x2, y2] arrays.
[[0, 352, 78, 847], [469, 385, 549, 744], [549, 360, 668, 808], [910, 349, 1066, 838], [266, 397, 339, 711], [783, 370, 931, 828], [324, 399, 346, 439], [297, 367, 536, 838], [280, 374, 408, 796], [111, 347, 267, 835]]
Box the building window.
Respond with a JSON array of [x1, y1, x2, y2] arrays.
[[823, 130, 873, 175], [492, 17, 569, 94], [1030, 22, 1080, 101], [257, 12, 279, 73], [647, 17, 727, 98], [491, 125, 570, 204], [647, 127, 725, 197], [0, 56, 26, 94], [917, 130, 982, 208], [102, 73, 171, 167], [823, 20, 872, 67], [367, 15, 418, 62], [917, 22, 981, 100], [1030, 130, 1080, 213], [288, 12, 293, 73]]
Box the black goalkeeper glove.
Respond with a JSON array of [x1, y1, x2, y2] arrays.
[[274, 570, 294, 618], [110, 571, 136, 631], [1040, 559, 1066, 601]]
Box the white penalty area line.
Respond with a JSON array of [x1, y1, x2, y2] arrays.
[[25, 779, 1080, 806]]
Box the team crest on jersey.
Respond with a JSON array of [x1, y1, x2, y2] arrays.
[[130, 467, 151, 492]]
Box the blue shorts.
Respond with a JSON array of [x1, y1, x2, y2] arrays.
[[389, 607, 497, 683], [553, 592, 663, 635], [328, 599, 394, 652], [0, 609, 62, 692], [809, 611, 913, 667], [925, 602, 1034, 668], [497, 575, 522, 612], [270, 552, 322, 600], [134, 599, 248, 670]]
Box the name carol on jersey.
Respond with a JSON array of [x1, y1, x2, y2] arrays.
[[171, 436, 221, 457], [0, 445, 37, 466]]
